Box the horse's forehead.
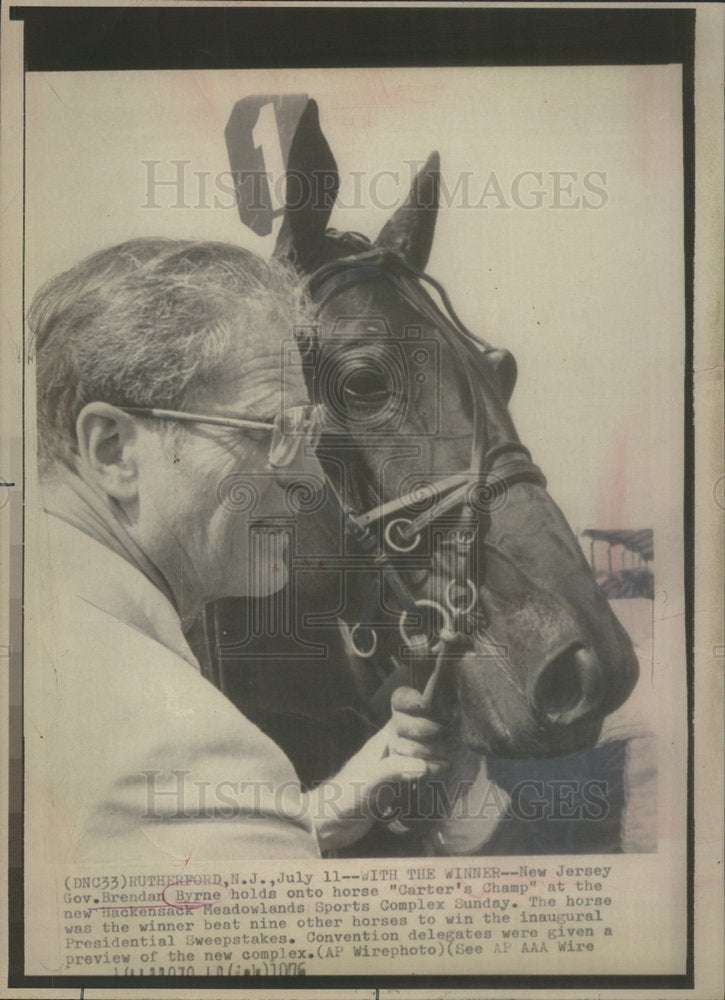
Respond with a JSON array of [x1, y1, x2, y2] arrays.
[[320, 278, 422, 332], [316, 273, 514, 411], [327, 314, 394, 340]]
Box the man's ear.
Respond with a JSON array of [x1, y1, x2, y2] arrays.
[[75, 403, 140, 500]]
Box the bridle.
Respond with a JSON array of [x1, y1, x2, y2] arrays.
[[303, 237, 547, 692]]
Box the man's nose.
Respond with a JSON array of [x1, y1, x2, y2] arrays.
[[271, 447, 326, 501]]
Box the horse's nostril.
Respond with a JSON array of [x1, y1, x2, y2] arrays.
[[532, 644, 603, 726], [537, 657, 582, 715]]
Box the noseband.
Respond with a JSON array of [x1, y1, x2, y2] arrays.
[[303, 238, 546, 672]]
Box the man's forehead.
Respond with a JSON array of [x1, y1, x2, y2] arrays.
[[200, 333, 309, 414]]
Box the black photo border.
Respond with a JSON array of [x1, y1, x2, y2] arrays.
[[6, 3, 695, 992]]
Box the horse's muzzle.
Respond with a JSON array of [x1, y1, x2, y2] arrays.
[[530, 642, 604, 728]]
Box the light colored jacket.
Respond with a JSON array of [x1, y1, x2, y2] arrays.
[[25, 514, 320, 867]]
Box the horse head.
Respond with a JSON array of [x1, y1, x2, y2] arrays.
[[273, 99, 639, 759]]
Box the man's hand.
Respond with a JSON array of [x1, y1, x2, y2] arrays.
[[303, 686, 450, 852]]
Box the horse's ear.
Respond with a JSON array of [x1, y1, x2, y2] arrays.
[[273, 99, 339, 273], [375, 151, 440, 271]]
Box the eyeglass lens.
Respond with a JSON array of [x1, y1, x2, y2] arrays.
[[268, 407, 322, 468]]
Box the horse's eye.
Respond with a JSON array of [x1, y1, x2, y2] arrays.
[[342, 367, 389, 403], [318, 349, 401, 430]]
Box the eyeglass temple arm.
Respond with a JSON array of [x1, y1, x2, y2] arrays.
[[120, 406, 274, 431]]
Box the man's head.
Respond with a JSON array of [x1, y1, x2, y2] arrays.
[[30, 238, 321, 614]]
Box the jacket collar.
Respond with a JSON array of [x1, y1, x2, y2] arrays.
[[41, 481, 199, 669]]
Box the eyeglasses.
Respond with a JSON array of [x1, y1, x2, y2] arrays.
[[118, 404, 323, 468]]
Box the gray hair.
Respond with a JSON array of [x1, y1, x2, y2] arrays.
[[29, 238, 312, 473]]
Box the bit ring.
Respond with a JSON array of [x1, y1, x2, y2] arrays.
[[385, 518, 421, 552], [350, 624, 378, 659], [399, 599, 453, 649], [445, 578, 478, 616]]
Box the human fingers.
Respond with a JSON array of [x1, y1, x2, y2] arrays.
[[390, 685, 433, 716], [375, 753, 450, 785], [388, 735, 448, 760], [392, 711, 446, 742]]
